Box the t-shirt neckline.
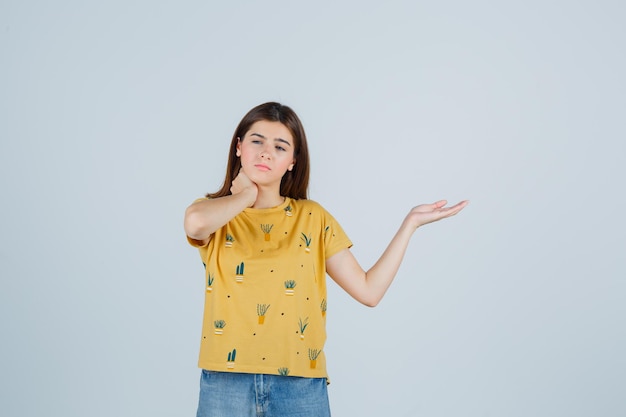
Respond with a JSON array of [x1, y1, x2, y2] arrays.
[[243, 197, 292, 214]]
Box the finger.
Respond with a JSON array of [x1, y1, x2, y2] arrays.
[[452, 200, 469, 210], [440, 202, 468, 217], [419, 200, 446, 211], [439, 200, 468, 211]]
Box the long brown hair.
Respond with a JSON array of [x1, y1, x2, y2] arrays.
[[207, 102, 310, 200]]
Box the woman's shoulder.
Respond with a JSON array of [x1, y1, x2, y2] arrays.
[[291, 198, 325, 212], [290, 198, 342, 221]]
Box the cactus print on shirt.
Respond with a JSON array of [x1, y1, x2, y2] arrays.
[[188, 197, 352, 379]]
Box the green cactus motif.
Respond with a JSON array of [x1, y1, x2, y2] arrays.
[[227, 348, 237, 369], [257, 304, 270, 324], [308, 348, 321, 360], [278, 367, 290, 376], [298, 317, 309, 340], [235, 262, 244, 283], [284, 205, 293, 217], [225, 234, 235, 247], [214, 320, 226, 334], [284, 280, 297, 295], [320, 299, 327, 317], [206, 273, 214, 292], [308, 348, 321, 369], [260, 224, 274, 241], [301, 233, 312, 252]]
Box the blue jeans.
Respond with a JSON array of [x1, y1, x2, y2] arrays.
[[196, 370, 331, 417]]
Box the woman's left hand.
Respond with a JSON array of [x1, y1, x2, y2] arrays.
[[404, 200, 469, 229]]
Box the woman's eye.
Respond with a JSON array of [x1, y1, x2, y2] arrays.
[[276, 146, 286, 152], [252, 140, 262, 144]]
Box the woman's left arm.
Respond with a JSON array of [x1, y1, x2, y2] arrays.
[[326, 199, 469, 307]]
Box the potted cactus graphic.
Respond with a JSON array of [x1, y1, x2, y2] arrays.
[[320, 299, 327, 317], [214, 320, 226, 335], [284, 280, 297, 296], [284, 205, 293, 217], [278, 367, 290, 376], [225, 234, 234, 247], [257, 304, 270, 324], [301, 233, 312, 253], [226, 348, 237, 369], [206, 273, 214, 292], [235, 262, 244, 283], [298, 317, 309, 340], [260, 224, 274, 241], [308, 348, 321, 369]]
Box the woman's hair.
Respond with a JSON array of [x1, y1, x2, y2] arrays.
[[207, 102, 310, 200]]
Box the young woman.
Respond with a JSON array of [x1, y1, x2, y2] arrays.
[[184, 102, 468, 417]]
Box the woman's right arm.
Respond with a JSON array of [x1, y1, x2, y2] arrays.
[[184, 172, 258, 245]]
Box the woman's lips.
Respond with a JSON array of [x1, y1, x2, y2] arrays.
[[254, 164, 271, 171]]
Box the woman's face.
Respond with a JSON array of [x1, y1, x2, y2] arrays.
[[236, 120, 296, 189]]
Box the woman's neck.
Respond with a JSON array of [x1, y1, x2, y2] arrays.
[[252, 188, 285, 209]]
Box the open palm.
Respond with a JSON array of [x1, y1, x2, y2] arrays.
[[406, 200, 469, 228]]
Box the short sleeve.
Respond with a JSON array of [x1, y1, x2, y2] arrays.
[[321, 207, 352, 259], [186, 197, 210, 248]]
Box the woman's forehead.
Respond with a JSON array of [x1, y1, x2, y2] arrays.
[[246, 120, 294, 143]]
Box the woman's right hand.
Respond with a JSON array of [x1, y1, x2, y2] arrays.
[[184, 168, 259, 242], [230, 169, 258, 207]]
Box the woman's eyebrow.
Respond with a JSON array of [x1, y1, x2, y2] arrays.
[[250, 133, 291, 147], [275, 138, 292, 147]]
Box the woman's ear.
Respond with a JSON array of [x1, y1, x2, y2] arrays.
[[236, 137, 242, 157]]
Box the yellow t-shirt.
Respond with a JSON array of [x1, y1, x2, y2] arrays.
[[188, 197, 352, 379]]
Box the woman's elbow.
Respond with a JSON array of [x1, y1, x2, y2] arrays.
[[184, 206, 209, 240], [358, 294, 382, 308]]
